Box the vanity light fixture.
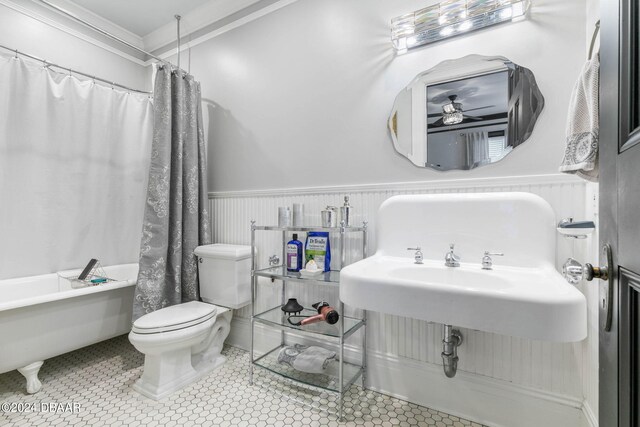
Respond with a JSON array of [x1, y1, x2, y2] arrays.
[[391, 0, 531, 53]]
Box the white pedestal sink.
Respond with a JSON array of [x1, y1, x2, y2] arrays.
[[340, 192, 587, 343]]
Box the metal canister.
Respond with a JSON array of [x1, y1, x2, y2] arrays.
[[292, 203, 304, 227], [278, 207, 291, 227], [340, 196, 352, 227], [321, 206, 337, 228]]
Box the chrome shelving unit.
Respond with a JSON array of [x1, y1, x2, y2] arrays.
[[249, 221, 368, 420]]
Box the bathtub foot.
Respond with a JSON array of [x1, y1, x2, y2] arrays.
[[17, 361, 44, 394]]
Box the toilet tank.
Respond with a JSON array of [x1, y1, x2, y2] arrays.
[[194, 244, 252, 309]]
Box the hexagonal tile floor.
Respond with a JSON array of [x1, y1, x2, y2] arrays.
[[0, 336, 485, 427]]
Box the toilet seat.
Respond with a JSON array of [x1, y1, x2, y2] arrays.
[[132, 301, 217, 335]]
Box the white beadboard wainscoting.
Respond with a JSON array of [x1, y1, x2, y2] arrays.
[[210, 174, 598, 427]]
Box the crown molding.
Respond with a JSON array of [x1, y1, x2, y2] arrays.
[[143, 0, 262, 53], [1, 0, 146, 65], [150, 0, 301, 65], [28, 0, 145, 49], [157, 0, 301, 62], [12, 0, 301, 68]]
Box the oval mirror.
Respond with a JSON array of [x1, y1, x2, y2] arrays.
[[389, 55, 544, 170]]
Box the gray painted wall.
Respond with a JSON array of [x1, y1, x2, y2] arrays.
[[174, 0, 587, 192]]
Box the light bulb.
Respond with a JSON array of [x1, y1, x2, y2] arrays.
[[458, 20, 473, 32], [440, 26, 455, 37], [443, 112, 464, 125], [500, 8, 513, 19]]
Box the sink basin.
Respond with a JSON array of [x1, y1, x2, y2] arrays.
[[388, 263, 514, 291], [341, 257, 585, 341], [340, 193, 587, 342]]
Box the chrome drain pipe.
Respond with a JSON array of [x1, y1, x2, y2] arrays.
[[441, 325, 463, 378]]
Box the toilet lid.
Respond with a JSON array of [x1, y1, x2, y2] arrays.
[[132, 301, 217, 334]]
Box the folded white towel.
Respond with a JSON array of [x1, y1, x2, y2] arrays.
[[559, 55, 599, 182], [277, 344, 336, 374]]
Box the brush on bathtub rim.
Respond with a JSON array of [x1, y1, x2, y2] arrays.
[[77, 259, 98, 280]]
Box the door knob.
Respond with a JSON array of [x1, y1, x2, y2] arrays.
[[563, 258, 608, 283], [584, 263, 608, 281], [562, 244, 613, 332]]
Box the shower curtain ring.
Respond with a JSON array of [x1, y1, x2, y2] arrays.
[[14, 49, 18, 59]]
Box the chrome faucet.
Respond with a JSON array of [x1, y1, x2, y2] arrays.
[[407, 246, 424, 264], [481, 251, 504, 270], [444, 244, 460, 267]]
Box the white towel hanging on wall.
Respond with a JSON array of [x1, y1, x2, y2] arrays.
[[559, 54, 600, 182]]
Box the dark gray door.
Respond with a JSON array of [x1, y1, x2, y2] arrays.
[[600, 0, 640, 425]]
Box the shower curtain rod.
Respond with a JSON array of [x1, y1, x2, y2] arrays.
[[0, 44, 152, 95], [36, 0, 178, 69]]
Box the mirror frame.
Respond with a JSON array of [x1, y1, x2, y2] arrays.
[[389, 54, 544, 169]]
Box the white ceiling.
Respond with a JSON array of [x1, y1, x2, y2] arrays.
[[68, 0, 214, 37]]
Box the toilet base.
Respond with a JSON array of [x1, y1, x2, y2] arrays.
[[133, 353, 227, 401], [131, 309, 233, 401]]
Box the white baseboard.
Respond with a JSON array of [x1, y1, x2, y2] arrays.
[[226, 317, 588, 427]]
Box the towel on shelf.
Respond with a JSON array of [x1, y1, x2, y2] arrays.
[[559, 55, 600, 182], [277, 344, 337, 374]]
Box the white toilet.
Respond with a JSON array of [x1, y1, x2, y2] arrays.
[[128, 244, 251, 400]]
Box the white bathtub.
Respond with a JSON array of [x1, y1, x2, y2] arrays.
[[0, 263, 138, 393]]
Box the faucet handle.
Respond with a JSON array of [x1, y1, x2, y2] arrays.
[[481, 251, 503, 270], [407, 246, 423, 264]]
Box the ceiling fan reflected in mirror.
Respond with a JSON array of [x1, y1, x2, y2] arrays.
[[429, 95, 493, 127]]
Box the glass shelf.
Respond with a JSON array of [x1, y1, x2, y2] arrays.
[[253, 306, 364, 339], [253, 225, 367, 232], [254, 266, 340, 285], [253, 345, 364, 394]]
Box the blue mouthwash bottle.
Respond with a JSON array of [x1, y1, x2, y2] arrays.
[[286, 234, 303, 272]]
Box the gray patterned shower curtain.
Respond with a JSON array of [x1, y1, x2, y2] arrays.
[[133, 66, 211, 321]]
